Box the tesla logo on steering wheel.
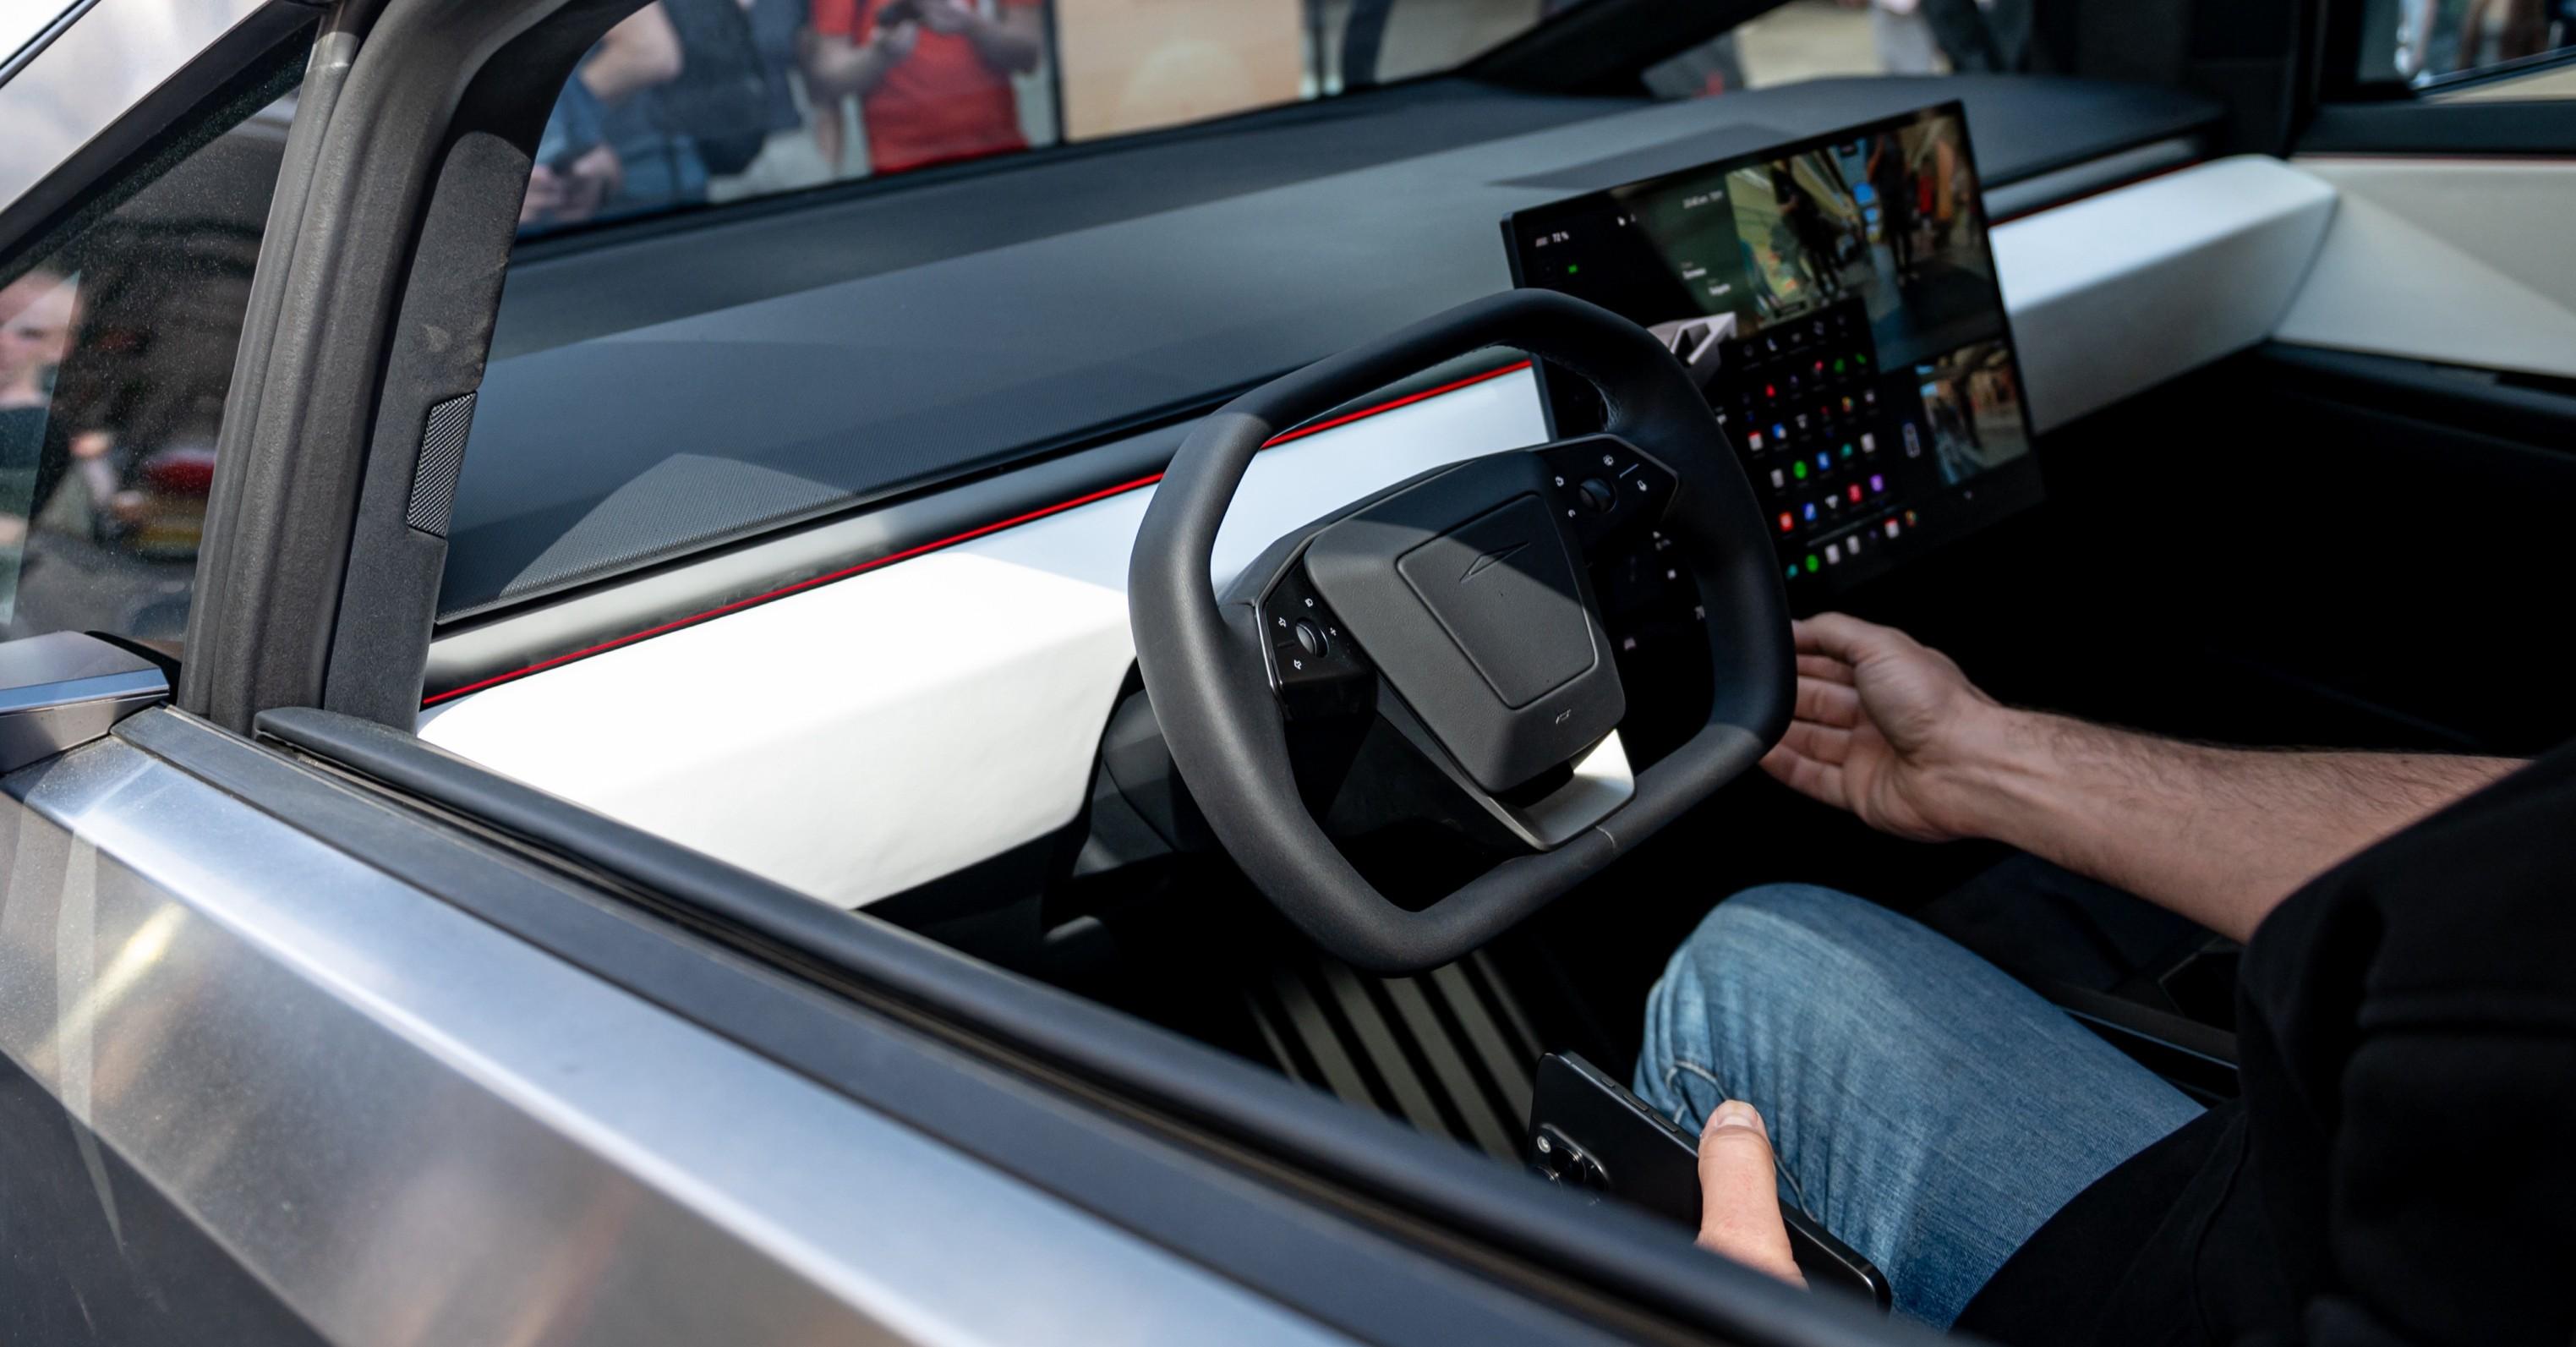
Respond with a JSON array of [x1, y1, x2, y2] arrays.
[[1461, 539, 1529, 583]]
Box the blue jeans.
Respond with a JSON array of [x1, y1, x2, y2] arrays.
[[1634, 884, 2203, 1328]]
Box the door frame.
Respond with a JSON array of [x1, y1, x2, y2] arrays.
[[178, 0, 643, 731]]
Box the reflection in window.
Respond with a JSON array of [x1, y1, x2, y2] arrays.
[[1058, 0, 1305, 139], [806, 0, 1047, 172], [2365, 0, 2576, 86], [514, 0, 1616, 236], [1649, 0, 2037, 99], [519, 0, 1062, 231], [2, 97, 295, 644], [0, 269, 83, 613]]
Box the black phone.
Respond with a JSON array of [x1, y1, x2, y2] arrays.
[[1528, 1053, 1892, 1311]]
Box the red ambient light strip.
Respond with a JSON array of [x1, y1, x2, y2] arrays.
[[423, 359, 1536, 705]]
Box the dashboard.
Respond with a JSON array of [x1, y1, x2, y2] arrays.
[[422, 83, 2339, 911]]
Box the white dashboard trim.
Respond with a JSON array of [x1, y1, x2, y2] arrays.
[[1994, 155, 2337, 433], [421, 372, 1551, 906], [2274, 156, 2576, 381], [424, 156, 2349, 908]]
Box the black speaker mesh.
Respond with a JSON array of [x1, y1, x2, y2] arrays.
[[406, 391, 476, 537]]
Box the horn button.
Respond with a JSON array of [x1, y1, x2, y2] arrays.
[[1304, 452, 1626, 794], [1397, 496, 1596, 709]]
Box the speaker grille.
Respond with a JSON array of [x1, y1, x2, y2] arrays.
[[405, 391, 476, 537]]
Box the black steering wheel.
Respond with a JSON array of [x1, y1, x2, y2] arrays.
[[1129, 289, 1792, 974]]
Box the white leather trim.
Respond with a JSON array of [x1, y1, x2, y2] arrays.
[[2274, 156, 2576, 381], [1994, 155, 2338, 433], [419, 370, 1550, 906]]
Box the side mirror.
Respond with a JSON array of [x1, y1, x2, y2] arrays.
[[0, 632, 170, 774]]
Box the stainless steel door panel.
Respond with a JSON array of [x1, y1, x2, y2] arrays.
[[0, 717, 1347, 1347]]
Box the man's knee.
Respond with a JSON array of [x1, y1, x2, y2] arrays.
[[1662, 883, 1889, 997], [1644, 884, 1887, 1054], [1637, 884, 1887, 1122]]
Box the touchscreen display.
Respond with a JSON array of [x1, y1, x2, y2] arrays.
[[1505, 101, 2041, 597]]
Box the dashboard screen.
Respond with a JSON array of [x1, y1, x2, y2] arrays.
[[1505, 101, 2041, 599]]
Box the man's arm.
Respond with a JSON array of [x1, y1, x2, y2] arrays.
[[1948, 712, 2515, 942], [1761, 613, 2524, 942], [579, 5, 684, 105]]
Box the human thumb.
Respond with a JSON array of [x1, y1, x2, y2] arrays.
[[1696, 1100, 1806, 1287]]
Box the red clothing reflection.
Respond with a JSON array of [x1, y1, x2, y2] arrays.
[[811, 0, 1039, 173]]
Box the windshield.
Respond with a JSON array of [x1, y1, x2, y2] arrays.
[[517, 0, 1602, 235], [453, 0, 2070, 626]]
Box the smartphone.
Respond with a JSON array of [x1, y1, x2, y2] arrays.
[[1528, 1053, 1892, 1311]]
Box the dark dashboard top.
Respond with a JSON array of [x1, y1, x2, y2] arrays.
[[444, 74, 2216, 621]]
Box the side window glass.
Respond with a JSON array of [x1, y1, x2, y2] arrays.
[[515, 0, 1068, 233], [2364, 0, 2576, 87], [510, 0, 1622, 238], [0, 90, 298, 647], [1648, 0, 2047, 98]]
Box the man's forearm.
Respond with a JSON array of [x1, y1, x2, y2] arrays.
[[581, 8, 683, 104], [1941, 712, 2521, 942]]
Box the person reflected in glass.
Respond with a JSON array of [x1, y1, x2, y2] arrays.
[[801, 0, 1042, 177], [1769, 163, 1846, 302], [521, 7, 684, 227], [0, 267, 80, 550], [705, 0, 839, 197], [1863, 132, 1918, 286], [2458, 0, 2553, 67]]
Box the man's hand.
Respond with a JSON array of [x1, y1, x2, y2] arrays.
[[522, 140, 619, 227], [1758, 612, 2004, 842], [1697, 1100, 1806, 1289], [1756, 613, 2525, 942], [875, 19, 922, 62], [915, 0, 970, 36], [520, 163, 566, 226], [803, 19, 919, 103], [559, 145, 621, 222]]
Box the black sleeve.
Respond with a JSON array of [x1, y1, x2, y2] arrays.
[[2238, 744, 2576, 1347], [2291, 1025, 2576, 1344]]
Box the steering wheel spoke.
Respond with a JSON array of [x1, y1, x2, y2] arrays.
[[1376, 693, 1638, 851], [1247, 550, 1377, 722]]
